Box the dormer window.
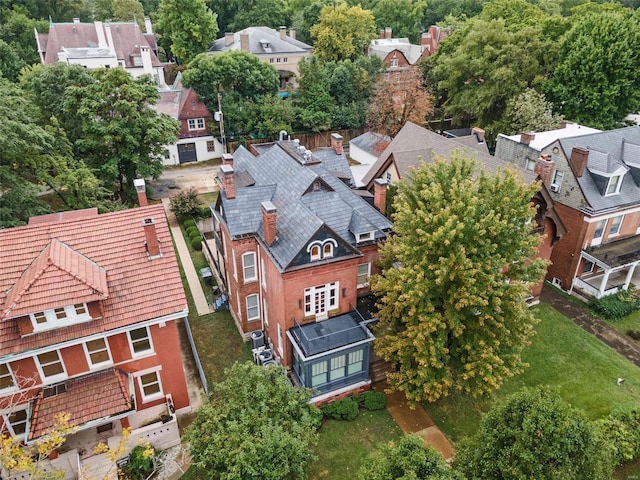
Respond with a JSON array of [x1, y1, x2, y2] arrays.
[[188, 118, 205, 131], [323, 243, 333, 258], [310, 245, 321, 261], [606, 174, 622, 195], [30, 303, 91, 331], [356, 232, 374, 243], [308, 239, 338, 261]]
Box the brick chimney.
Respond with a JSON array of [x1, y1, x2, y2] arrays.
[[220, 164, 235, 199], [134, 178, 148, 207], [385, 27, 392, 39], [471, 127, 485, 143], [374, 178, 388, 214], [262, 201, 277, 246], [534, 154, 555, 187], [240, 33, 249, 51], [225, 32, 234, 46], [222, 153, 234, 166], [280, 26, 286, 40], [569, 146, 589, 178], [142, 217, 161, 257], [331, 133, 343, 155], [289, 28, 296, 40], [379, 29, 385, 39], [520, 132, 535, 146]]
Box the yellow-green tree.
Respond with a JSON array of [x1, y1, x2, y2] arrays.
[[372, 153, 547, 404], [310, 2, 376, 62]]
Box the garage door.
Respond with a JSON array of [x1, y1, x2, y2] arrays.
[[178, 143, 197, 163]]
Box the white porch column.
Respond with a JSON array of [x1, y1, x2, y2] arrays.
[[623, 262, 639, 290], [599, 269, 612, 296]]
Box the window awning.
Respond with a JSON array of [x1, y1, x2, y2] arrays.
[[29, 368, 133, 441]]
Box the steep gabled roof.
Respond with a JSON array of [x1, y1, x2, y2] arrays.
[[0, 205, 187, 355], [208, 27, 312, 55]]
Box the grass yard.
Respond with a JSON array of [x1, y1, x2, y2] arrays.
[[425, 303, 640, 444], [309, 409, 403, 480], [605, 309, 640, 337]]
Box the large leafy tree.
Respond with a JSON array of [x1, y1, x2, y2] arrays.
[[544, 4, 640, 130], [0, 167, 51, 228], [454, 387, 613, 480], [357, 434, 461, 480], [187, 362, 321, 480], [371, 0, 428, 44], [155, 0, 218, 64], [422, 0, 484, 27], [372, 154, 547, 404], [0, 9, 49, 70], [500, 88, 562, 135], [290, 0, 325, 45], [65, 68, 179, 200], [310, 2, 377, 62]]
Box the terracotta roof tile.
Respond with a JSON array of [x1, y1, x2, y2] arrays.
[[29, 368, 132, 440], [0, 205, 187, 355]]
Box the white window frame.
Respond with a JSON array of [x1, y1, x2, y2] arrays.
[[609, 215, 623, 236], [246, 294, 260, 321], [83, 337, 113, 369], [552, 170, 564, 189], [525, 158, 536, 171], [390, 59, 399, 68], [36, 349, 67, 383], [304, 282, 339, 316], [232, 249, 238, 281], [29, 303, 91, 331], [356, 232, 374, 243], [357, 263, 371, 288], [323, 243, 333, 258], [277, 324, 283, 356], [592, 219, 607, 246], [261, 257, 267, 290], [136, 369, 164, 403], [3, 406, 28, 439], [187, 118, 205, 131], [242, 252, 257, 282], [348, 349, 364, 375], [128, 326, 154, 357], [0, 363, 16, 392], [606, 174, 623, 196]]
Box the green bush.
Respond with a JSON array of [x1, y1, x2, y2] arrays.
[[354, 390, 387, 411], [170, 187, 202, 220], [191, 237, 202, 250], [322, 397, 359, 421], [183, 219, 197, 230], [186, 226, 199, 238], [589, 288, 640, 320], [122, 445, 155, 480], [598, 408, 640, 465]]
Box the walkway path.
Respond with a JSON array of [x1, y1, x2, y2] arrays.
[[540, 285, 640, 367], [374, 381, 455, 462], [161, 198, 212, 316]]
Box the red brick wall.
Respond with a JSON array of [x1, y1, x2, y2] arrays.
[[547, 203, 587, 289]]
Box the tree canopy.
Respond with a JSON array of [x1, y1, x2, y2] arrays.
[[454, 387, 613, 480], [371, 0, 428, 44], [187, 362, 321, 480], [372, 153, 547, 404], [501, 88, 563, 135]]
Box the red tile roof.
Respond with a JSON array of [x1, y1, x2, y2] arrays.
[[29, 368, 132, 440], [0, 205, 187, 355]]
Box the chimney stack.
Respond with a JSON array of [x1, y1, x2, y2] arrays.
[[569, 146, 589, 178], [262, 201, 277, 246], [385, 27, 392, 39], [240, 33, 249, 51], [374, 178, 388, 214], [520, 132, 535, 146], [280, 26, 286, 40], [331, 133, 343, 155], [471, 127, 485, 143], [534, 154, 555, 187], [220, 164, 235, 199], [289, 28, 296, 40], [225, 32, 234, 46], [222, 153, 234, 166], [144, 17, 153, 34], [142, 217, 161, 257], [134, 178, 148, 206]]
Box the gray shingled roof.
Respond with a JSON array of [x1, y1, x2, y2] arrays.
[[208, 27, 312, 55], [219, 142, 392, 272], [350, 131, 391, 158], [558, 126, 640, 213]]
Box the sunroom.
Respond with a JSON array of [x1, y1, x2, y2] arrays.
[[287, 311, 375, 401]]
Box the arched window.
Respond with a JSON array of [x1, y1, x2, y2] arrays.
[[323, 242, 333, 258], [310, 245, 321, 261]]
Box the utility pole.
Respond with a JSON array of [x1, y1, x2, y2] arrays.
[[215, 92, 227, 154]]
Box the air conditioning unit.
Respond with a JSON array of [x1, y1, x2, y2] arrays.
[[257, 348, 274, 365], [250, 330, 265, 350], [550, 183, 560, 193]]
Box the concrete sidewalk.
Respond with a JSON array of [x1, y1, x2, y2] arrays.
[[374, 382, 455, 462], [161, 198, 212, 316]]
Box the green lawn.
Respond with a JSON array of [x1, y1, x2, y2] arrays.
[[309, 410, 403, 480], [606, 309, 640, 337], [425, 303, 640, 443]]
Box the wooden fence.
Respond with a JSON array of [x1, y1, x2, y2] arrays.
[[227, 128, 368, 154]]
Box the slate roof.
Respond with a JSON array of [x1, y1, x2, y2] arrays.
[[218, 142, 392, 272], [362, 122, 533, 187], [38, 21, 162, 68], [208, 27, 313, 55], [29, 368, 132, 440], [497, 122, 601, 152], [349, 132, 391, 161], [154, 75, 212, 121], [558, 126, 640, 213], [0, 205, 187, 356]]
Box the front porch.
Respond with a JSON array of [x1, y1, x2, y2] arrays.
[[571, 235, 640, 298]]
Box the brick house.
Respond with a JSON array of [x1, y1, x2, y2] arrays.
[[0, 186, 190, 477], [206, 134, 392, 401], [495, 124, 640, 298], [362, 122, 566, 301], [35, 18, 167, 86], [208, 27, 312, 90], [154, 74, 223, 165]]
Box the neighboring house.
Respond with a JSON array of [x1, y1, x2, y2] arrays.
[[208, 27, 312, 90], [495, 124, 640, 299], [420, 25, 450, 57], [205, 134, 392, 402], [154, 74, 223, 165], [35, 17, 167, 86], [362, 122, 566, 301], [0, 184, 190, 478], [349, 132, 391, 188]]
